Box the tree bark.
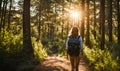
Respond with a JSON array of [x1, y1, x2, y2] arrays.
[[0, 0, 3, 14], [108, 0, 113, 42], [0, 0, 5, 32], [100, 0, 105, 50], [81, 0, 85, 41], [0, 0, 7, 34], [37, 14, 40, 41], [93, 0, 96, 39], [3, 0, 8, 28], [0, 0, 2, 32], [22, 0, 33, 58], [86, 0, 90, 47], [61, 1, 64, 39], [37, 3, 41, 41], [117, 0, 120, 44], [8, 0, 12, 30]]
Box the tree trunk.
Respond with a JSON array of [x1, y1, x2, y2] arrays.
[[61, 1, 64, 39], [8, 0, 12, 30], [93, 0, 96, 39], [3, 0, 8, 29], [22, 0, 33, 58], [117, 0, 120, 44], [81, 0, 85, 41], [0, 0, 2, 32], [37, 3, 41, 41], [47, 22, 49, 38], [0, 0, 3, 14], [86, 0, 90, 47], [100, 0, 105, 50], [37, 14, 40, 41], [61, 22, 63, 39], [0, 0, 6, 32], [108, 0, 113, 42], [44, 24, 47, 38], [0, 0, 7, 35]]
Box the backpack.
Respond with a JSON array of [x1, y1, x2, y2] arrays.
[[67, 36, 81, 56]]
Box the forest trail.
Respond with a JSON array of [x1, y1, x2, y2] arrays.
[[34, 54, 91, 71]]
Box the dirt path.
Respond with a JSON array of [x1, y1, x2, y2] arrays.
[[34, 55, 91, 71]]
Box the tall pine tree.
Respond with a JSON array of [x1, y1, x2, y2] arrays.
[[86, 0, 90, 47], [22, 0, 33, 58], [100, 0, 105, 50], [108, 0, 113, 42], [117, 0, 120, 44], [81, 0, 85, 41]]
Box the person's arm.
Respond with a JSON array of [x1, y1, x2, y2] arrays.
[[66, 37, 69, 59], [66, 37, 69, 50], [79, 37, 83, 49], [79, 37, 84, 55]]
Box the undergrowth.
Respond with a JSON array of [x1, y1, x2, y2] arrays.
[[0, 31, 48, 71], [84, 46, 120, 71], [32, 37, 47, 61]]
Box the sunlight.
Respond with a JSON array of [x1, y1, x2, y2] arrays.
[[69, 10, 82, 25], [70, 10, 80, 19]]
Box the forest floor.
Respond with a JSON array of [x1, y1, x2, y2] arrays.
[[34, 54, 91, 71]]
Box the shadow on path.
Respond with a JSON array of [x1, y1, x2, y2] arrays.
[[34, 55, 91, 71]]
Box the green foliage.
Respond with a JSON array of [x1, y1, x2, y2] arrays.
[[112, 44, 120, 59], [0, 31, 23, 71], [84, 46, 120, 71], [53, 37, 66, 56], [41, 35, 66, 57], [32, 37, 48, 61], [0, 31, 22, 56], [0, 31, 48, 71]]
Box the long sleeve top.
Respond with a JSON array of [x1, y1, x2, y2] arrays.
[[66, 36, 84, 50]]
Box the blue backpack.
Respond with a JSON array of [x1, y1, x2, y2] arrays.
[[67, 36, 81, 56]]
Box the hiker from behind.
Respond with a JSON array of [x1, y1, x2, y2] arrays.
[[66, 26, 83, 71]]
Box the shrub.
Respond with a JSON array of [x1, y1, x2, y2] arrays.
[[32, 38, 47, 61], [84, 46, 120, 71]]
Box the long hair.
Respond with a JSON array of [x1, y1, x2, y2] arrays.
[[68, 26, 79, 37]]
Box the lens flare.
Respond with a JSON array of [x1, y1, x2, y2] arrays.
[[71, 11, 79, 18], [69, 10, 82, 25], [70, 10, 81, 19]]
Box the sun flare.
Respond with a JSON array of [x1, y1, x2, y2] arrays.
[[70, 10, 82, 20], [70, 11, 80, 19], [69, 10, 82, 25]]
